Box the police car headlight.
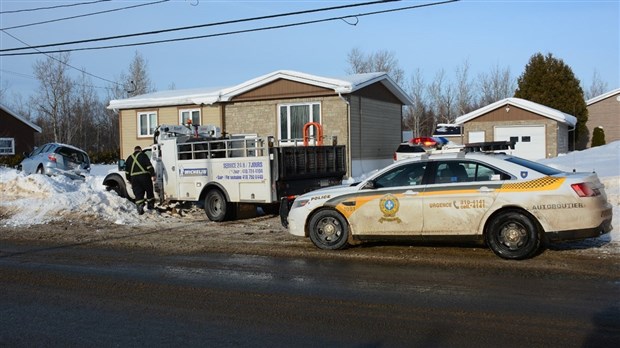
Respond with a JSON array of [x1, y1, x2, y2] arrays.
[[292, 198, 310, 209]]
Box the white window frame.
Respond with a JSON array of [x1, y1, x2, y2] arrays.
[[0, 137, 15, 155], [137, 111, 157, 138], [277, 102, 321, 145], [179, 108, 201, 126]]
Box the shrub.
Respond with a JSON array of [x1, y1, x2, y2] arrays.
[[591, 127, 606, 147]]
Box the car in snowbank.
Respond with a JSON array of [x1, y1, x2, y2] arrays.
[[18, 143, 91, 180], [283, 151, 613, 260]]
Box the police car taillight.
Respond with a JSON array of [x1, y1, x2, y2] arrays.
[[571, 183, 599, 197]]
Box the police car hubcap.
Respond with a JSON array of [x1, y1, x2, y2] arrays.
[[323, 223, 336, 236], [500, 223, 525, 249]]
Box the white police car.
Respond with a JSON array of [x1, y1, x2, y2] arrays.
[[283, 151, 613, 260]]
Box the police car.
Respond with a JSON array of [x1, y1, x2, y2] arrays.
[[283, 151, 613, 260]]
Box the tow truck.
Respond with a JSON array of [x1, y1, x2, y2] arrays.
[[103, 123, 347, 221]]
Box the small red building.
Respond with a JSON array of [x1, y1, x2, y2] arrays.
[[0, 103, 42, 156]]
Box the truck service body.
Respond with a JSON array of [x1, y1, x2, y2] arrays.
[[103, 124, 346, 221]]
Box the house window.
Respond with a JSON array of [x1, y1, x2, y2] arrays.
[[0, 138, 15, 155], [179, 109, 200, 126], [278, 102, 321, 143], [138, 111, 157, 137]]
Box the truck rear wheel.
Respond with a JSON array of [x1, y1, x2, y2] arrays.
[[204, 189, 229, 222]]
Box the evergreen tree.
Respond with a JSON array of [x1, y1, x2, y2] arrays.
[[514, 53, 589, 150], [591, 127, 606, 147]]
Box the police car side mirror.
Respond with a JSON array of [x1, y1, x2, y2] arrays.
[[362, 180, 376, 190], [118, 159, 126, 171]]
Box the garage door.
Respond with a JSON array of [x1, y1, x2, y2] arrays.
[[494, 126, 546, 160]]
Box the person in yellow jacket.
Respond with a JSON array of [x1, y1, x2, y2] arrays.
[[125, 146, 156, 215]]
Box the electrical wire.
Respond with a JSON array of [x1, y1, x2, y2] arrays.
[[1, 0, 458, 56], [0, 0, 110, 15], [2, 30, 120, 85], [2, 0, 170, 31], [0, 0, 399, 52]]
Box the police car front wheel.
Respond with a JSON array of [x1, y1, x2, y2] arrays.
[[308, 210, 350, 250]]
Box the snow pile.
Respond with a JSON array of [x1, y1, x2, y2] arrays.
[[0, 166, 154, 226], [0, 141, 618, 247]]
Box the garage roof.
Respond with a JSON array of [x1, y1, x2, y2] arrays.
[[586, 88, 620, 105], [108, 70, 413, 110], [454, 97, 577, 127], [0, 103, 42, 133]]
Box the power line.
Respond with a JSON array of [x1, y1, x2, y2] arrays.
[[0, 0, 398, 52], [1, 30, 120, 86], [2, 0, 170, 31], [0, 0, 459, 57], [0, 0, 110, 15]]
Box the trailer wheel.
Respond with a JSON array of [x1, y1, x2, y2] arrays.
[[204, 189, 229, 222]]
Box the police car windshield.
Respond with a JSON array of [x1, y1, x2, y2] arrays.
[[505, 157, 563, 176]]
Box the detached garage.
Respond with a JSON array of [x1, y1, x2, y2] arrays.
[[455, 98, 577, 160]]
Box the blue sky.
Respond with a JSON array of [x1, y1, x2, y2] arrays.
[[0, 0, 618, 103]]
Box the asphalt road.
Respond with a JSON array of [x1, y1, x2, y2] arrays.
[[1, 240, 619, 348]]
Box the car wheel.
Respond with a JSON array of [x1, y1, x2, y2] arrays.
[[36, 165, 44, 174], [486, 211, 540, 260], [204, 189, 229, 222], [308, 209, 350, 250], [104, 176, 129, 199]]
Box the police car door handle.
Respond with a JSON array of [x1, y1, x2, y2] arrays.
[[404, 190, 419, 196], [478, 186, 494, 193]]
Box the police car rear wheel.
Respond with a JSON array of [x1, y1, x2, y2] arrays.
[[486, 211, 540, 260], [308, 210, 349, 250]]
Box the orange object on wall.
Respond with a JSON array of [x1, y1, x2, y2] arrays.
[[303, 122, 323, 146]]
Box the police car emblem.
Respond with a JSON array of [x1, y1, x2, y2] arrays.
[[379, 194, 401, 223], [520, 171, 528, 179]]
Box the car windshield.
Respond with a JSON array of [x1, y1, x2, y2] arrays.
[[505, 157, 563, 176]]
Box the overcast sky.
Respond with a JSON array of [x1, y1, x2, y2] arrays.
[[1, 0, 618, 103]]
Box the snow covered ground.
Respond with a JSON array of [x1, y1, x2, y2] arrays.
[[1, 141, 618, 251]]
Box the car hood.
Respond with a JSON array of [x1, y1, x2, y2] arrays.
[[298, 183, 360, 200]]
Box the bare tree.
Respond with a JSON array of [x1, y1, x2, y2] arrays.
[[0, 80, 9, 104], [477, 63, 515, 106], [584, 70, 609, 100], [346, 48, 405, 87], [126, 51, 156, 96], [404, 69, 434, 137], [428, 69, 456, 125], [455, 59, 475, 115], [32, 52, 74, 144], [72, 72, 101, 151]]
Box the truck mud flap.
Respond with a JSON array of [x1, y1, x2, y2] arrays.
[[279, 197, 293, 228]]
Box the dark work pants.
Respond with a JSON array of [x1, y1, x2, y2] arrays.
[[132, 175, 154, 206]]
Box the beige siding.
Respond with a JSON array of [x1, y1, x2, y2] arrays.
[[223, 96, 348, 144], [120, 109, 137, 159], [587, 93, 620, 145], [202, 105, 221, 127]]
